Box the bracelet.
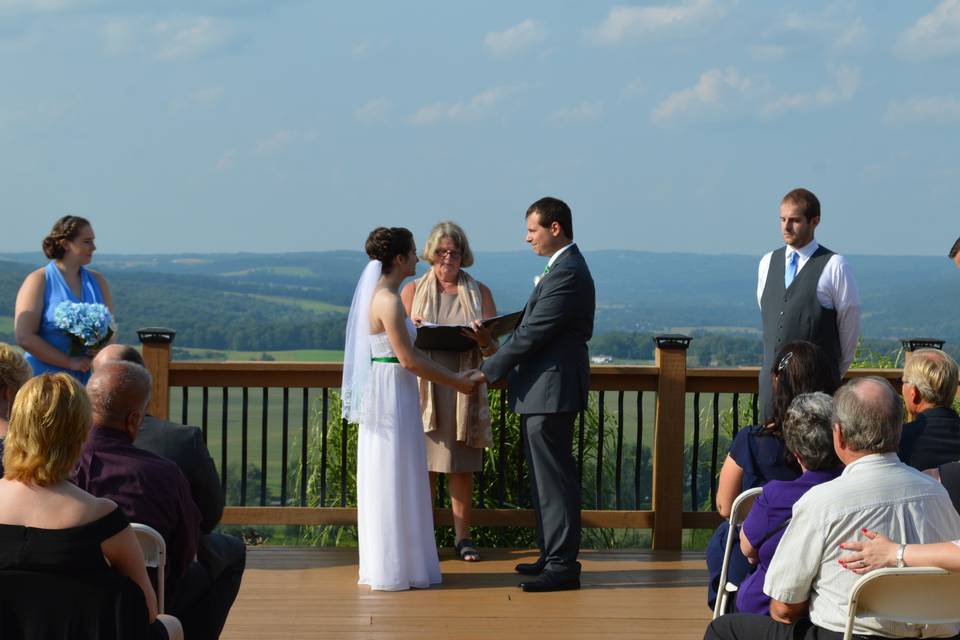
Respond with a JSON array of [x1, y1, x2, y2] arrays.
[[896, 543, 907, 568]]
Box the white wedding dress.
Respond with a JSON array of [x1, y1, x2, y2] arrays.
[[356, 319, 442, 591]]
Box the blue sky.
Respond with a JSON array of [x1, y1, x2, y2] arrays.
[[2, 0, 958, 256]]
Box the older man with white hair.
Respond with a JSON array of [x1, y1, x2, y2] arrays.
[[705, 376, 960, 640]]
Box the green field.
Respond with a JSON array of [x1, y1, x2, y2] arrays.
[[240, 293, 348, 314], [220, 266, 314, 277], [0, 316, 12, 334], [177, 347, 344, 361]]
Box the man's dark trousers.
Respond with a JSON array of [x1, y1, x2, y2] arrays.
[[523, 412, 581, 574]]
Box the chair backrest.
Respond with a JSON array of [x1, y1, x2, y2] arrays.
[[131, 523, 166, 614], [712, 487, 763, 620], [843, 567, 960, 640]]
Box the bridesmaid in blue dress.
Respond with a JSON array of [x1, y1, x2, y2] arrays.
[[14, 216, 113, 383]]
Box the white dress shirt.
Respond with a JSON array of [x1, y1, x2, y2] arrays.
[[757, 239, 861, 374], [764, 453, 960, 637], [547, 242, 575, 270]]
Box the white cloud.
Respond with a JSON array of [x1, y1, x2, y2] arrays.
[[776, 8, 866, 51], [651, 67, 752, 123], [897, 0, 960, 59], [354, 97, 391, 123], [549, 102, 603, 124], [484, 19, 545, 57], [622, 78, 645, 96], [0, 0, 87, 15], [885, 97, 960, 124], [761, 66, 859, 116], [834, 18, 866, 49], [585, 0, 725, 46], [154, 16, 233, 61], [410, 86, 519, 125], [169, 86, 224, 112], [216, 150, 237, 170], [256, 129, 293, 154]]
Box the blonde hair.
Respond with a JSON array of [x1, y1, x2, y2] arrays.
[[903, 348, 960, 407], [0, 343, 31, 394], [421, 221, 475, 268], [4, 373, 92, 485]]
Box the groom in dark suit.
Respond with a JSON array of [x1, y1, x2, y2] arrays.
[[471, 197, 595, 592]]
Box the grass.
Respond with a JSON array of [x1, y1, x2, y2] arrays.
[[220, 266, 314, 277], [0, 316, 12, 334], [240, 293, 348, 314]]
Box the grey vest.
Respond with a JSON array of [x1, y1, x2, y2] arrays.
[[759, 245, 840, 422]]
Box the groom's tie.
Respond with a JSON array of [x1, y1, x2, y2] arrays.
[[784, 251, 798, 289]]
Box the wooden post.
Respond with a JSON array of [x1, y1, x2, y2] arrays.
[[138, 327, 176, 420], [651, 334, 691, 551]]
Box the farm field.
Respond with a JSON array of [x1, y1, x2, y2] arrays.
[[176, 347, 344, 361], [0, 316, 12, 334]]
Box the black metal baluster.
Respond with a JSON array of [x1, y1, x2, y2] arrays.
[[752, 393, 758, 425], [692, 392, 701, 512], [710, 392, 721, 511], [477, 448, 486, 508], [281, 388, 289, 506], [300, 388, 309, 507], [241, 388, 248, 506], [596, 390, 605, 509], [220, 387, 228, 494], [634, 392, 643, 509], [516, 404, 525, 507], [615, 391, 624, 510], [497, 390, 506, 507], [320, 389, 329, 506], [260, 388, 268, 507], [732, 392, 740, 438], [339, 418, 348, 507], [578, 411, 585, 493], [201, 387, 209, 443], [181, 387, 189, 426]]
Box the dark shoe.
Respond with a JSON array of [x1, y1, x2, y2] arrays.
[[519, 571, 581, 592], [514, 557, 547, 575], [455, 538, 480, 562]]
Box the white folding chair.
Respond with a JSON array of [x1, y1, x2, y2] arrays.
[[843, 567, 960, 640], [131, 523, 167, 614], [712, 486, 763, 620]]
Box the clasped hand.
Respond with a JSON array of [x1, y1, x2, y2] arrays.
[[454, 369, 488, 394]]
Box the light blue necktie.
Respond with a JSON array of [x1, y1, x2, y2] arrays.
[[784, 251, 798, 289]]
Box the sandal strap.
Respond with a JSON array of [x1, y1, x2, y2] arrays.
[[456, 539, 479, 557]]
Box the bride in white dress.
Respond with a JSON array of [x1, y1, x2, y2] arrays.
[[342, 227, 476, 591]]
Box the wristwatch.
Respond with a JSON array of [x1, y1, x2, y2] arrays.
[[896, 543, 907, 568]]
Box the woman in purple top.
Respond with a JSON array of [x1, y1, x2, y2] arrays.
[[707, 340, 840, 609], [14, 216, 113, 383], [737, 392, 843, 615]]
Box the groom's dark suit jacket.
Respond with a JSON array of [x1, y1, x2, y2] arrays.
[[481, 244, 595, 413]]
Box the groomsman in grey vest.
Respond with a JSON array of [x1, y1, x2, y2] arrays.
[[471, 197, 595, 592], [758, 188, 860, 422]]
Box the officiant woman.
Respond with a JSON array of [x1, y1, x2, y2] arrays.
[[401, 221, 498, 562], [14, 216, 113, 383]]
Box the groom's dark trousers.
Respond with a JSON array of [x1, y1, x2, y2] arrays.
[[480, 244, 595, 576]]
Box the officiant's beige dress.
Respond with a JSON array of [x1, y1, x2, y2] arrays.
[[422, 293, 482, 473]]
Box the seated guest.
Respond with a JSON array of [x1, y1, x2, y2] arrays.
[[0, 343, 31, 474], [736, 392, 842, 615], [92, 345, 245, 637], [707, 340, 840, 608], [0, 373, 181, 639], [898, 348, 960, 471], [705, 377, 960, 640], [74, 362, 236, 640], [840, 529, 960, 573]]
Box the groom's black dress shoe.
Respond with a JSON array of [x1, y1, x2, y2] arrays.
[[514, 557, 547, 575], [518, 571, 581, 592]]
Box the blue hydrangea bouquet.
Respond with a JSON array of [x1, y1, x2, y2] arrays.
[[53, 301, 115, 356]]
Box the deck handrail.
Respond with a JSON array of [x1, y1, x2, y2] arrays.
[[139, 329, 921, 550]]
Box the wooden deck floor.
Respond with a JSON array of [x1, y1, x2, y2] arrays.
[[221, 547, 711, 639]]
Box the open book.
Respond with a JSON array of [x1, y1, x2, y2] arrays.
[[414, 310, 522, 352]]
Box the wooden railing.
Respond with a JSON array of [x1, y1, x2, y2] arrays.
[[138, 329, 915, 551]]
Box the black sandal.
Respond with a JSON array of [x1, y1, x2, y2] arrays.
[[455, 538, 480, 562]]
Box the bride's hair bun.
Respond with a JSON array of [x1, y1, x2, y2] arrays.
[[365, 227, 414, 274]]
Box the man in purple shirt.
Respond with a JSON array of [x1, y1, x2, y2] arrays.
[[74, 361, 235, 640], [737, 392, 842, 615]]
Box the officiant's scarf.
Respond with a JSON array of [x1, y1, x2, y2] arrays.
[[412, 269, 492, 449]]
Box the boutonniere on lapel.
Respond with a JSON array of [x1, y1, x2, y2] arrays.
[[534, 264, 551, 287]]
